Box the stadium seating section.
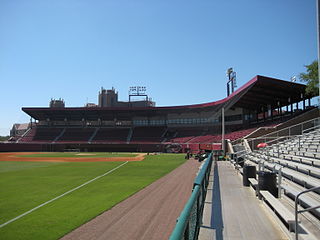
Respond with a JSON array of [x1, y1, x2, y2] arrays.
[[58, 128, 96, 142], [130, 126, 167, 143], [15, 112, 316, 155], [92, 128, 130, 143], [232, 127, 320, 237], [18, 125, 261, 145]]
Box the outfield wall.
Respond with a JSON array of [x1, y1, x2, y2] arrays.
[[0, 142, 222, 153], [0, 142, 165, 153], [0, 143, 44, 152]]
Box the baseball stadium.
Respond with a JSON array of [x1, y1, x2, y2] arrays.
[[1, 73, 320, 240]]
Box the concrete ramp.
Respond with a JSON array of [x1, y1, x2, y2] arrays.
[[199, 161, 287, 240]]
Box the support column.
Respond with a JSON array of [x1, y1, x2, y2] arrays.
[[276, 101, 281, 120], [221, 107, 225, 154]]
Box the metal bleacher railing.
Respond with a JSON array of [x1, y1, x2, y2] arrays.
[[232, 117, 320, 239], [295, 186, 320, 240], [169, 152, 213, 240], [245, 117, 320, 151]]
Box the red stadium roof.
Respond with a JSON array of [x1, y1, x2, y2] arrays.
[[22, 75, 311, 121]]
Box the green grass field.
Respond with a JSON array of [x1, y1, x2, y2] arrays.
[[0, 153, 186, 240]]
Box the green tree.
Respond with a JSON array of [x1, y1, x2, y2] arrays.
[[0, 136, 9, 141], [299, 60, 319, 96]]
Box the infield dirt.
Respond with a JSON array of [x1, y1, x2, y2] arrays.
[[0, 152, 145, 162]]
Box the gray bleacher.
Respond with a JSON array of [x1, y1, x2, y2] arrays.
[[233, 123, 320, 240]]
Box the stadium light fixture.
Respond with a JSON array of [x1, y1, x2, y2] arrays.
[[226, 68, 237, 96], [226, 67, 233, 76]]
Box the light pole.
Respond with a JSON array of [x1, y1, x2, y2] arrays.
[[317, 0, 320, 108], [222, 107, 225, 154], [226, 68, 237, 97]]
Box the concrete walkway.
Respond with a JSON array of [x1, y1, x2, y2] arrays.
[[199, 161, 288, 240]]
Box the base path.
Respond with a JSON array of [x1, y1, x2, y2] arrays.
[[61, 158, 201, 240], [199, 161, 287, 240]]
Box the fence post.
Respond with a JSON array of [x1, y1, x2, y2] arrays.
[[277, 139, 280, 158], [196, 194, 200, 238], [278, 167, 282, 199], [258, 161, 261, 172], [185, 222, 189, 240], [289, 127, 291, 137]]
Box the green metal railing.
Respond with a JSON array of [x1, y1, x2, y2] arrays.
[[169, 152, 213, 240]]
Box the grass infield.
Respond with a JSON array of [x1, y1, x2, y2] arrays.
[[0, 153, 186, 240]]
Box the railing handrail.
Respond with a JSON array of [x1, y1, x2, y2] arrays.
[[246, 136, 296, 148], [253, 125, 318, 148], [231, 125, 277, 145], [246, 135, 296, 140], [245, 118, 320, 150], [302, 124, 320, 134], [169, 185, 200, 240], [169, 152, 213, 240], [295, 186, 320, 240], [233, 149, 247, 155], [194, 153, 212, 186], [251, 117, 320, 140]]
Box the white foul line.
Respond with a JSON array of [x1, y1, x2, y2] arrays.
[[0, 161, 129, 228]]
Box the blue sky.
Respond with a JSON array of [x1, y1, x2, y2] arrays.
[[0, 0, 317, 135]]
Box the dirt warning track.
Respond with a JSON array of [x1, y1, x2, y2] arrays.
[[61, 158, 201, 240], [0, 152, 145, 162]]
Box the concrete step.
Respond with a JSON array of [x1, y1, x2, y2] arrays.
[[245, 154, 320, 193], [281, 183, 320, 219]]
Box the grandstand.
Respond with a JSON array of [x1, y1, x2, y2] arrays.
[[171, 115, 320, 240], [225, 118, 320, 239], [0, 75, 316, 153], [1, 73, 320, 240]]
